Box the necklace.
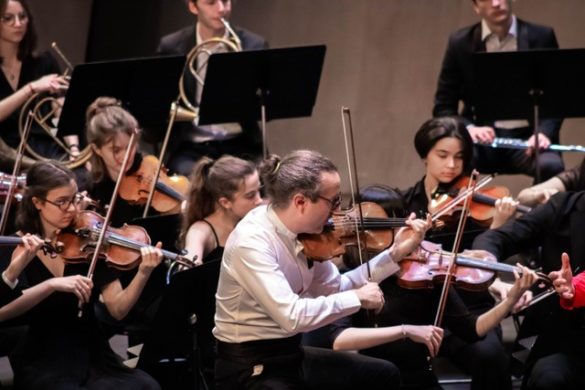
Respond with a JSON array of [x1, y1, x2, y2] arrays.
[[2, 62, 20, 82]]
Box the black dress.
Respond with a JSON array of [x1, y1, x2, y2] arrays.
[[199, 219, 224, 263], [12, 256, 160, 389]]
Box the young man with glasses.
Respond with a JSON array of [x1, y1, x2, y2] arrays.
[[213, 150, 432, 389]]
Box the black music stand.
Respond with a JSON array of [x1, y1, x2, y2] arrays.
[[138, 259, 221, 390], [131, 213, 181, 251], [472, 48, 585, 182], [198, 45, 327, 157], [58, 55, 185, 145]]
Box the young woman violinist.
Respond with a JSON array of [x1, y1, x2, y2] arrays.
[[400, 117, 524, 389], [85, 96, 155, 227], [0, 0, 73, 168], [180, 155, 262, 265], [7, 161, 162, 389]]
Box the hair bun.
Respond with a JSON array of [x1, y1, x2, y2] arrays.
[[86, 96, 121, 122]]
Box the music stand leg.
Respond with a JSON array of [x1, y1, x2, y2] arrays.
[[530, 89, 543, 184], [190, 313, 210, 390]]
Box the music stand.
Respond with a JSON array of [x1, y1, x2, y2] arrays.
[[131, 213, 181, 251], [472, 48, 585, 182], [198, 45, 327, 157], [58, 55, 185, 145], [138, 259, 221, 390]]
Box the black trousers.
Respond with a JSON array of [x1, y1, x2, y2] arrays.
[[215, 336, 400, 390], [524, 352, 585, 390]]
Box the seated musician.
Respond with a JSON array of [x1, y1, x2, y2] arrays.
[[213, 149, 431, 389], [179, 155, 262, 266], [5, 161, 161, 389], [156, 0, 267, 175], [517, 156, 585, 207], [433, 0, 563, 183], [0, 0, 75, 171], [401, 116, 523, 389], [86, 96, 161, 227], [473, 190, 585, 389], [324, 184, 533, 389]]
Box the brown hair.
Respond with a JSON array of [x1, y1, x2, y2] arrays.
[[179, 155, 256, 245], [259, 150, 338, 209], [0, 0, 37, 64], [16, 161, 76, 235], [86, 96, 139, 182]]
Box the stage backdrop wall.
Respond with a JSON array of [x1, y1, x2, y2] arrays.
[[29, 0, 585, 195]]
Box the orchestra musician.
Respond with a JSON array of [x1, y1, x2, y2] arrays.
[[213, 149, 431, 389], [517, 156, 585, 207], [156, 0, 267, 176], [180, 155, 262, 266], [473, 190, 585, 389], [433, 0, 563, 183], [5, 161, 162, 389], [0, 0, 74, 170], [400, 116, 524, 389]]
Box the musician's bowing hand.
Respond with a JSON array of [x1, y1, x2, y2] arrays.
[[549, 252, 574, 300], [391, 213, 432, 259], [525, 133, 551, 156], [355, 282, 384, 312], [404, 325, 444, 358], [49, 275, 93, 303]]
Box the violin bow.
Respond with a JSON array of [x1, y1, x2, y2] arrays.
[[430, 174, 494, 223], [0, 111, 34, 235], [340, 107, 371, 278], [142, 101, 180, 217], [78, 128, 139, 317], [433, 171, 478, 328]]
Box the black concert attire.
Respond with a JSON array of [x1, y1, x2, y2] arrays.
[[557, 157, 585, 192], [157, 25, 267, 176], [199, 219, 224, 263], [401, 177, 512, 390], [0, 255, 27, 365], [0, 52, 63, 169], [10, 256, 160, 389], [433, 18, 563, 182], [473, 191, 585, 390], [88, 152, 167, 345], [329, 278, 490, 389]]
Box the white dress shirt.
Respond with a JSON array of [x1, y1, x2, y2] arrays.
[[213, 204, 400, 343]]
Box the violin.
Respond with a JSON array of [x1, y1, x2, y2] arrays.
[[397, 241, 550, 292], [429, 175, 531, 227], [55, 210, 196, 270], [0, 172, 26, 203], [300, 202, 407, 261], [118, 155, 189, 214]]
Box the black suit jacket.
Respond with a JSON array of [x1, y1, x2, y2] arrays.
[[433, 18, 561, 141], [157, 25, 268, 150], [473, 191, 585, 363]]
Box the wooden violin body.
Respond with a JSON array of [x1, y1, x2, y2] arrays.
[[57, 210, 195, 270], [118, 155, 189, 214], [300, 202, 403, 262]]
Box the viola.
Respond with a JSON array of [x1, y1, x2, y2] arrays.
[[397, 241, 550, 292], [300, 202, 407, 262], [429, 176, 531, 227], [55, 210, 195, 270], [0, 172, 26, 203], [118, 155, 189, 214]]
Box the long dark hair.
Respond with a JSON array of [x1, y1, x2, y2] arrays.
[[16, 161, 76, 236], [0, 0, 38, 63]]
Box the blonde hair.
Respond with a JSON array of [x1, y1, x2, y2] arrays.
[[86, 97, 140, 182]]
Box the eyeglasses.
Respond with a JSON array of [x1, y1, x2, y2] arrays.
[[316, 193, 342, 210], [1, 12, 29, 26], [42, 193, 83, 212]]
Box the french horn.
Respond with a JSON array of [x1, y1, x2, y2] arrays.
[[17, 43, 92, 170]]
